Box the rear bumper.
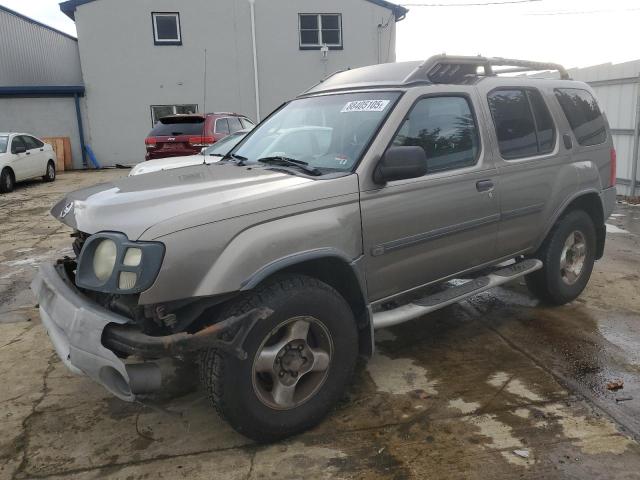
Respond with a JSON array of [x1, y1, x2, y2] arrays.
[[601, 186, 617, 219]]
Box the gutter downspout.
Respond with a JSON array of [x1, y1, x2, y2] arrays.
[[248, 0, 260, 122], [630, 73, 640, 197], [73, 93, 88, 168]]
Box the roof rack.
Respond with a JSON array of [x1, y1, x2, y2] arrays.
[[403, 55, 571, 85]]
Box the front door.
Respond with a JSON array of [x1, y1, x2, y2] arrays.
[[360, 92, 500, 302], [9, 136, 30, 180]]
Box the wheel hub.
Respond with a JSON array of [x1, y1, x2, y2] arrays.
[[252, 316, 333, 410], [560, 230, 587, 285]]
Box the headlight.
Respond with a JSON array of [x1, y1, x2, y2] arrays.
[[75, 232, 165, 293], [93, 239, 117, 281]]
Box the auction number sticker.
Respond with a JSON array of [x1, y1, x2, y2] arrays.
[[341, 99, 390, 113]]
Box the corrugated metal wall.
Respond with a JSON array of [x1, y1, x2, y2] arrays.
[[0, 7, 82, 86], [569, 61, 640, 197]]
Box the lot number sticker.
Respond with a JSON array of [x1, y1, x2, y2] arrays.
[[341, 100, 390, 113]]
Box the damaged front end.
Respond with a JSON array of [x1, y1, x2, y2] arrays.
[[32, 247, 271, 402]]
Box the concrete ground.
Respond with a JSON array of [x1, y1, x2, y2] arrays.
[[1, 170, 640, 479]]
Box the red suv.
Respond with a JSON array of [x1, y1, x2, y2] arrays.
[[145, 113, 255, 160]]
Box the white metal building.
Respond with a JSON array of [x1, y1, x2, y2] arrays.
[[568, 61, 640, 197], [0, 5, 88, 168]]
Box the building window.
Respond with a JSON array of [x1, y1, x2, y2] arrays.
[[299, 14, 342, 50], [150, 104, 198, 125], [152, 12, 181, 45]]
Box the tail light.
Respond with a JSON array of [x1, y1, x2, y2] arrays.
[[610, 148, 617, 188], [144, 137, 157, 149], [188, 136, 215, 147]]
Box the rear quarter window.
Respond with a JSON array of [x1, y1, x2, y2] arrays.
[[554, 88, 607, 146]]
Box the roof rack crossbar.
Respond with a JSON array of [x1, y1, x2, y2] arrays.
[[404, 55, 570, 84]]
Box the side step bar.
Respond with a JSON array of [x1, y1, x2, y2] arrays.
[[372, 259, 542, 329]]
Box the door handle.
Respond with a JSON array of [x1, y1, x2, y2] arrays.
[[476, 180, 494, 192], [25, 152, 30, 155]]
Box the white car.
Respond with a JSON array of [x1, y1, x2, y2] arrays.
[[129, 129, 251, 176], [0, 133, 57, 193]]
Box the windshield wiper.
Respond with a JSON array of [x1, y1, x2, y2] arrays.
[[221, 152, 248, 165], [257, 156, 322, 176]]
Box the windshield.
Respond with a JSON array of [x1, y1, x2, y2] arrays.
[[0, 136, 7, 154], [232, 91, 401, 173], [204, 131, 247, 156]]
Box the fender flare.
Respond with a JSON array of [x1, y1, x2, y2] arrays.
[[535, 188, 604, 251], [239, 248, 374, 357]]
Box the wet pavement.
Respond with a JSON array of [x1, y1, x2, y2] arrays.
[[1, 171, 640, 479]]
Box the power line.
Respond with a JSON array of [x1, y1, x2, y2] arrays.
[[400, 0, 541, 7], [526, 7, 640, 16]]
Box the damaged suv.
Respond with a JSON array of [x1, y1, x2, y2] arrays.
[[32, 56, 617, 442]]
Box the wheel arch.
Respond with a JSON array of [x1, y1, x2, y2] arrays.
[[539, 190, 605, 259], [240, 249, 373, 358]]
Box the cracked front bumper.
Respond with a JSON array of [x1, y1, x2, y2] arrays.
[[31, 263, 274, 403], [31, 263, 139, 401]]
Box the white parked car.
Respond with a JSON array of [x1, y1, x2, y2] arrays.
[[129, 129, 251, 176], [0, 133, 57, 193]]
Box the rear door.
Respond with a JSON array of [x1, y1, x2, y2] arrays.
[[214, 118, 231, 141], [227, 117, 244, 134], [478, 84, 575, 257], [22, 135, 47, 176], [360, 89, 500, 302]]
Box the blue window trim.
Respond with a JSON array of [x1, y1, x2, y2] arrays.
[[299, 13, 344, 51], [152, 12, 182, 46]]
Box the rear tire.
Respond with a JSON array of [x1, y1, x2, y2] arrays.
[[43, 161, 56, 182], [199, 274, 358, 442], [0, 168, 14, 193], [525, 210, 596, 305]]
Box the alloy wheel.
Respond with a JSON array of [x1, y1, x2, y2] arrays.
[[252, 316, 333, 410]]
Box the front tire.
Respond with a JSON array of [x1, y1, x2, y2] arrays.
[[200, 274, 358, 442], [0, 168, 14, 193], [43, 161, 56, 182], [526, 210, 596, 305]]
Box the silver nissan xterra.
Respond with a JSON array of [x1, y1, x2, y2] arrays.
[[32, 56, 617, 441]]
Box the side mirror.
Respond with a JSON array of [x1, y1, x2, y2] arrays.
[[13, 145, 26, 154], [373, 146, 428, 185]]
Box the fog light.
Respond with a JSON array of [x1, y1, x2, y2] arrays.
[[123, 248, 142, 267], [119, 272, 137, 290]]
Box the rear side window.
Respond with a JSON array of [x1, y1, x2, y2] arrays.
[[227, 117, 243, 133], [392, 96, 480, 173], [0, 136, 7, 153], [555, 88, 607, 146], [149, 118, 205, 136], [488, 88, 556, 159], [215, 118, 230, 134]]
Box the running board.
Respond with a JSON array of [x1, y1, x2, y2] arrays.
[[372, 259, 542, 329]]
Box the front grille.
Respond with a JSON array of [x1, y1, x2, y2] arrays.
[[71, 231, 89, 257]]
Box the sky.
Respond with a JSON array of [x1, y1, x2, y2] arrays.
[[2, 0, 640, 69]]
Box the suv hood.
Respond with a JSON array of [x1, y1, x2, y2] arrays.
[[52, 163, 358, 240]]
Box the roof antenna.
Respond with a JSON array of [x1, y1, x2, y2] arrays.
[[202, 48, 207, 163]]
